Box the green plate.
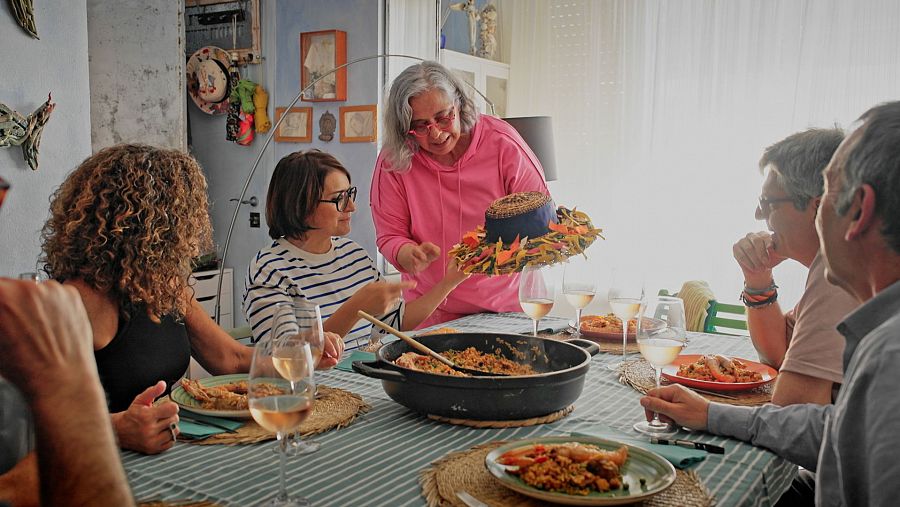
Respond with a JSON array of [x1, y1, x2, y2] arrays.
[[485, 436, 676, 506], [170, 374, 251, 419]]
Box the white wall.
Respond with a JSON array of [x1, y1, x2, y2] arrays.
[[87, 0, 187, 150], [0, 1, 92, 276]]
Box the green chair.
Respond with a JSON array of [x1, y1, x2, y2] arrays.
[[704, 300, 749, 336], [658, 287, 749, 336]]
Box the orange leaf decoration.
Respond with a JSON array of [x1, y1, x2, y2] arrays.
[[461, 230, 481, 248], [548, 222, 570, 234]]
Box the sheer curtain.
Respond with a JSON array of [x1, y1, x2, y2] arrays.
[[507, 0, 900, 308]]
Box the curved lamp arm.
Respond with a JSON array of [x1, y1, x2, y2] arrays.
[[213, 53, 496, 324]]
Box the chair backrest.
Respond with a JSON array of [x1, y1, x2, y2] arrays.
[[704, 300, 749, 336], [226, 325, 253, 345]]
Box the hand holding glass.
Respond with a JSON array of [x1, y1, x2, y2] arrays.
[[633, 296, 687, 436], [248, 315, 316, 507], [519, 264, 555, 337], [562, 257, 596, 338]]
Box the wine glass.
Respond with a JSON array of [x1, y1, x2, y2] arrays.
[[606, 269, 645, 370], [271, 301, 324, 457], [248, 312, 316, 507], [562, 257, 596, 338], [518, 263, 556, 336], [634, 296, 687, 435]]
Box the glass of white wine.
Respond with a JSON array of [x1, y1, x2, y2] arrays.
[[562, 257, 596, 338], [633, 296, 687, 436], [606, 269, 645, 370], [271, 301, 324, 457], [249, 313, 316, 507], [518, 263, 556, 337]]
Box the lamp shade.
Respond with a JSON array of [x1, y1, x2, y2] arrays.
[[503, 116, 558, 182]]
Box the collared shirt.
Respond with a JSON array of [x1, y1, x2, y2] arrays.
[[708, 280, 900, 506]]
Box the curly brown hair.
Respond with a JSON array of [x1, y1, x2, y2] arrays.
[[41, 144, 213, 320]]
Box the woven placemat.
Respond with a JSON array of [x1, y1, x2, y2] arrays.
[[427, 405, 574, 428], [420, 441, 714, 507], [618, 359, 773, 406], [188, 385, 369, 445]]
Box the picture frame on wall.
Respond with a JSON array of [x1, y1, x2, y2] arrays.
[[274, 107, 313, 142], [300, 29, 347, 102], [340, 105, 377, 143]]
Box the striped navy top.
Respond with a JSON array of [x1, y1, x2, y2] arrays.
[[243, 237, 403, 350]]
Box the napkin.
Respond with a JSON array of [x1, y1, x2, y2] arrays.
[[335, 350, 376, 373], [571, 428, 708, 469], [178, 412, 244, 439]]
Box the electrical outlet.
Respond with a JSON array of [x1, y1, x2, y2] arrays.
[[249, 212, 260, 228]]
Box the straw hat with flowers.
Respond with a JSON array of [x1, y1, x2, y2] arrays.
[[449, 192, 603, 275]]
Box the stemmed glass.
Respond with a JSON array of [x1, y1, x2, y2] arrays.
[[562, 257, 596, 338], [518, 263, 555, 337], [248, 309, 316, 507], [634, 296, 687, 436], [271, 301, 324, 456], [606, 269, 645, 370]]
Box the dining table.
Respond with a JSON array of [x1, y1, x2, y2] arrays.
[[123, 312, 797, 506]]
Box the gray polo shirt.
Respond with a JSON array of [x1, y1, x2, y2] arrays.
[[707, 280, 900, 506]]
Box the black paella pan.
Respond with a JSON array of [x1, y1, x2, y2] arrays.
[[352, 332, 598, 420]]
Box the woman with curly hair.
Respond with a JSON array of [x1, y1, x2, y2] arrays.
[[38, 144, 342, 455]]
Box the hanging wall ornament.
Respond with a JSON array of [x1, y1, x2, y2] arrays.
[[0, 93, 54, 171], [318, 110, 336, 142], [8, 0, 39, 39]]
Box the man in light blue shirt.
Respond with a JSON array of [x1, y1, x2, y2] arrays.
[[641, 100, 900, 506]]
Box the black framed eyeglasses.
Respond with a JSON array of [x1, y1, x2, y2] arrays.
[[757, 196, 794, 214], [319, 186, 357, 212]]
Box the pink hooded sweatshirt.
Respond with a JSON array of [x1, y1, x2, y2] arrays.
[[370, 115, 549, 328]]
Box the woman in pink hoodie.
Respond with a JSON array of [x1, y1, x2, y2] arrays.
[[371, 61, 549, 328]]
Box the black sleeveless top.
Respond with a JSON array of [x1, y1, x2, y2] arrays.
[[94, 307, 191, 412]]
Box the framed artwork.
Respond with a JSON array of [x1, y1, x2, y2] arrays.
[[274, 107, 313, 142], [300, 29, 347, 102], [340, 105, 377, 143]]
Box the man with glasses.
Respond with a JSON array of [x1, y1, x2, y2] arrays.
[[732, 128, 857, 406], [643, 101, 900, 507]]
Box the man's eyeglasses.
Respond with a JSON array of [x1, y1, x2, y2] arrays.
[[319, 186, 357, 212], [757, 196, 794, 214], [408, 110, 456, 138]]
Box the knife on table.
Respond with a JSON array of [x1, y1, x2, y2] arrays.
[[650, 437, 725, 454]]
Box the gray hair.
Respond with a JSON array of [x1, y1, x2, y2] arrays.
[[759, 128, 845, 209], [836, 101, 900, 254], [381, 61, 479, 171]]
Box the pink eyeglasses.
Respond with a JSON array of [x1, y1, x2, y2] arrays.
[[407, 110, 457, 138]]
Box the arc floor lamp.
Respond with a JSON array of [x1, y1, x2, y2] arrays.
[[213, 53, 557, 324]]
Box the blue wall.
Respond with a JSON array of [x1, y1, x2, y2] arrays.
[[0, 1, 92, 276], [190, 0, 381, 324]]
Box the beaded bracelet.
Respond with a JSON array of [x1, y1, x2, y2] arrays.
[[743, 281, 778, 296], [740, 290, 778, 308]]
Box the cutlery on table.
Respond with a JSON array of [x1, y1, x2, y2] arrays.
[[455, 491, 489, 507]]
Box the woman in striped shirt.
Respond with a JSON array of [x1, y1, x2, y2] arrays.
[[244, 150, 468, 350]]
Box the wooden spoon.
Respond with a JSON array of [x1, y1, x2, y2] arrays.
[[356, 311, 505, 377]]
